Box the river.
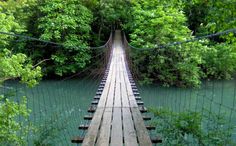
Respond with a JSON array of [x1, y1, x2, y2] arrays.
[[1, 78, 236, 145]]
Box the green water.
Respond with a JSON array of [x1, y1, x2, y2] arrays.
[[1, 78, 236, 145], [139, 79, 236, 144], [2, 78, 100, 146], [140, 79, 236, 116]]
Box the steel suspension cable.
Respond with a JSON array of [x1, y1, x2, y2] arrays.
[[0, 31, 112, 50], [126, 28, 236, 51]]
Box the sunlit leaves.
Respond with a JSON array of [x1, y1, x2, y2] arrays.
[[127, 0, 202, 87], [0, 49, 41, 145], [126, 0, 236, 87], [202, 43, 236, 79], [36, 0, 93, 75], [0, 49, 42, 87], [0, 96, 31, 145], [0, 9, 22, 47], [184, 0, 236, 79], [0, 0, 37, 30]]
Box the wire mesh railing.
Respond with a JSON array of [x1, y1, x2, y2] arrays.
[[123, 29, 236, 145], [0, 31, 113, 145]]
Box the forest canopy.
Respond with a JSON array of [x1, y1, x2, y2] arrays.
[[0, 0, 236, 87]]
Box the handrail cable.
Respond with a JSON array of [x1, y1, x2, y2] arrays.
[[0, 31, 112, 50], [127, 28, 236, 51]]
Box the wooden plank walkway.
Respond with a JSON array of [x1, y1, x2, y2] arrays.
[[74, 30, 153, 146]]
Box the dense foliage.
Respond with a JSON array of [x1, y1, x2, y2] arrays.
[[0, 49, 41, 86], [1, 0, 236, 86], [0, 2, 41, 144], [34, 0, 93, 76], [126, 0, 204, 87], [82, 0, 131, 45], [0, 49, 41, 145], [150, 108, 235, 145], [201, 43, 236, 79], [184, 0, 236, 40], [126, 0, 236, 87], [0, 0, 36, 32], [183, 0, 236, 80], [0, 95, 30, 145], [0, 6, 23, 48]]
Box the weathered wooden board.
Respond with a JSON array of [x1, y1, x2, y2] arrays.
[[131, 107, 152, 146], [105, 65, 116, 107], [96, 108, 113, 146], [110, 108, 123, 145], [114, 59, 121, 107], [122, 57, 138, 108], [121, 76, 130, 107], [97, 62, 114, 108], [81, 108, 104, 146], [123, 108, 139, 146]]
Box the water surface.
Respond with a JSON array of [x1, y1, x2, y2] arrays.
[[1, 78, 236, 145]]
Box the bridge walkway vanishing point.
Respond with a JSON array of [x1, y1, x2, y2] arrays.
[[72, 30, 160, 146]]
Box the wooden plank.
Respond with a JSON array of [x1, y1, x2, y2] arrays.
[[97, 62, 114, 107], [121, 84, 129, 107], [119, 52, 131, 107], [82, 108, 104, 146], [114, 60, 121, 107], [131, 107, 152, 146], [123, 108, 139, 146], [96, 108, 113, 146], [122, 61, 138, 107], [120, 47, 138, 108], [114, 82, 121, 107], [105, 66, 116, 107], [110, 108, 123, 145], [121, 68, 130, 107], [71, 136, 83, 143]]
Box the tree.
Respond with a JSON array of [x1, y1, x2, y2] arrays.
[[35, 0, 93, 76], [126, 0, 203, 87], [183, 0, 236, 42], [0, 4, 41, 144], [201, 43, 236, 79], [0, 49, 41, 145], [0, 6, 23, 48], [183, 0, 236, 79], [0, 0, 37, 30], [83, 0, 132, 45], [0, 49, 41, 86]]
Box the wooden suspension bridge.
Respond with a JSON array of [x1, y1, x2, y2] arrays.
[[72, 30, 161, 146]]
